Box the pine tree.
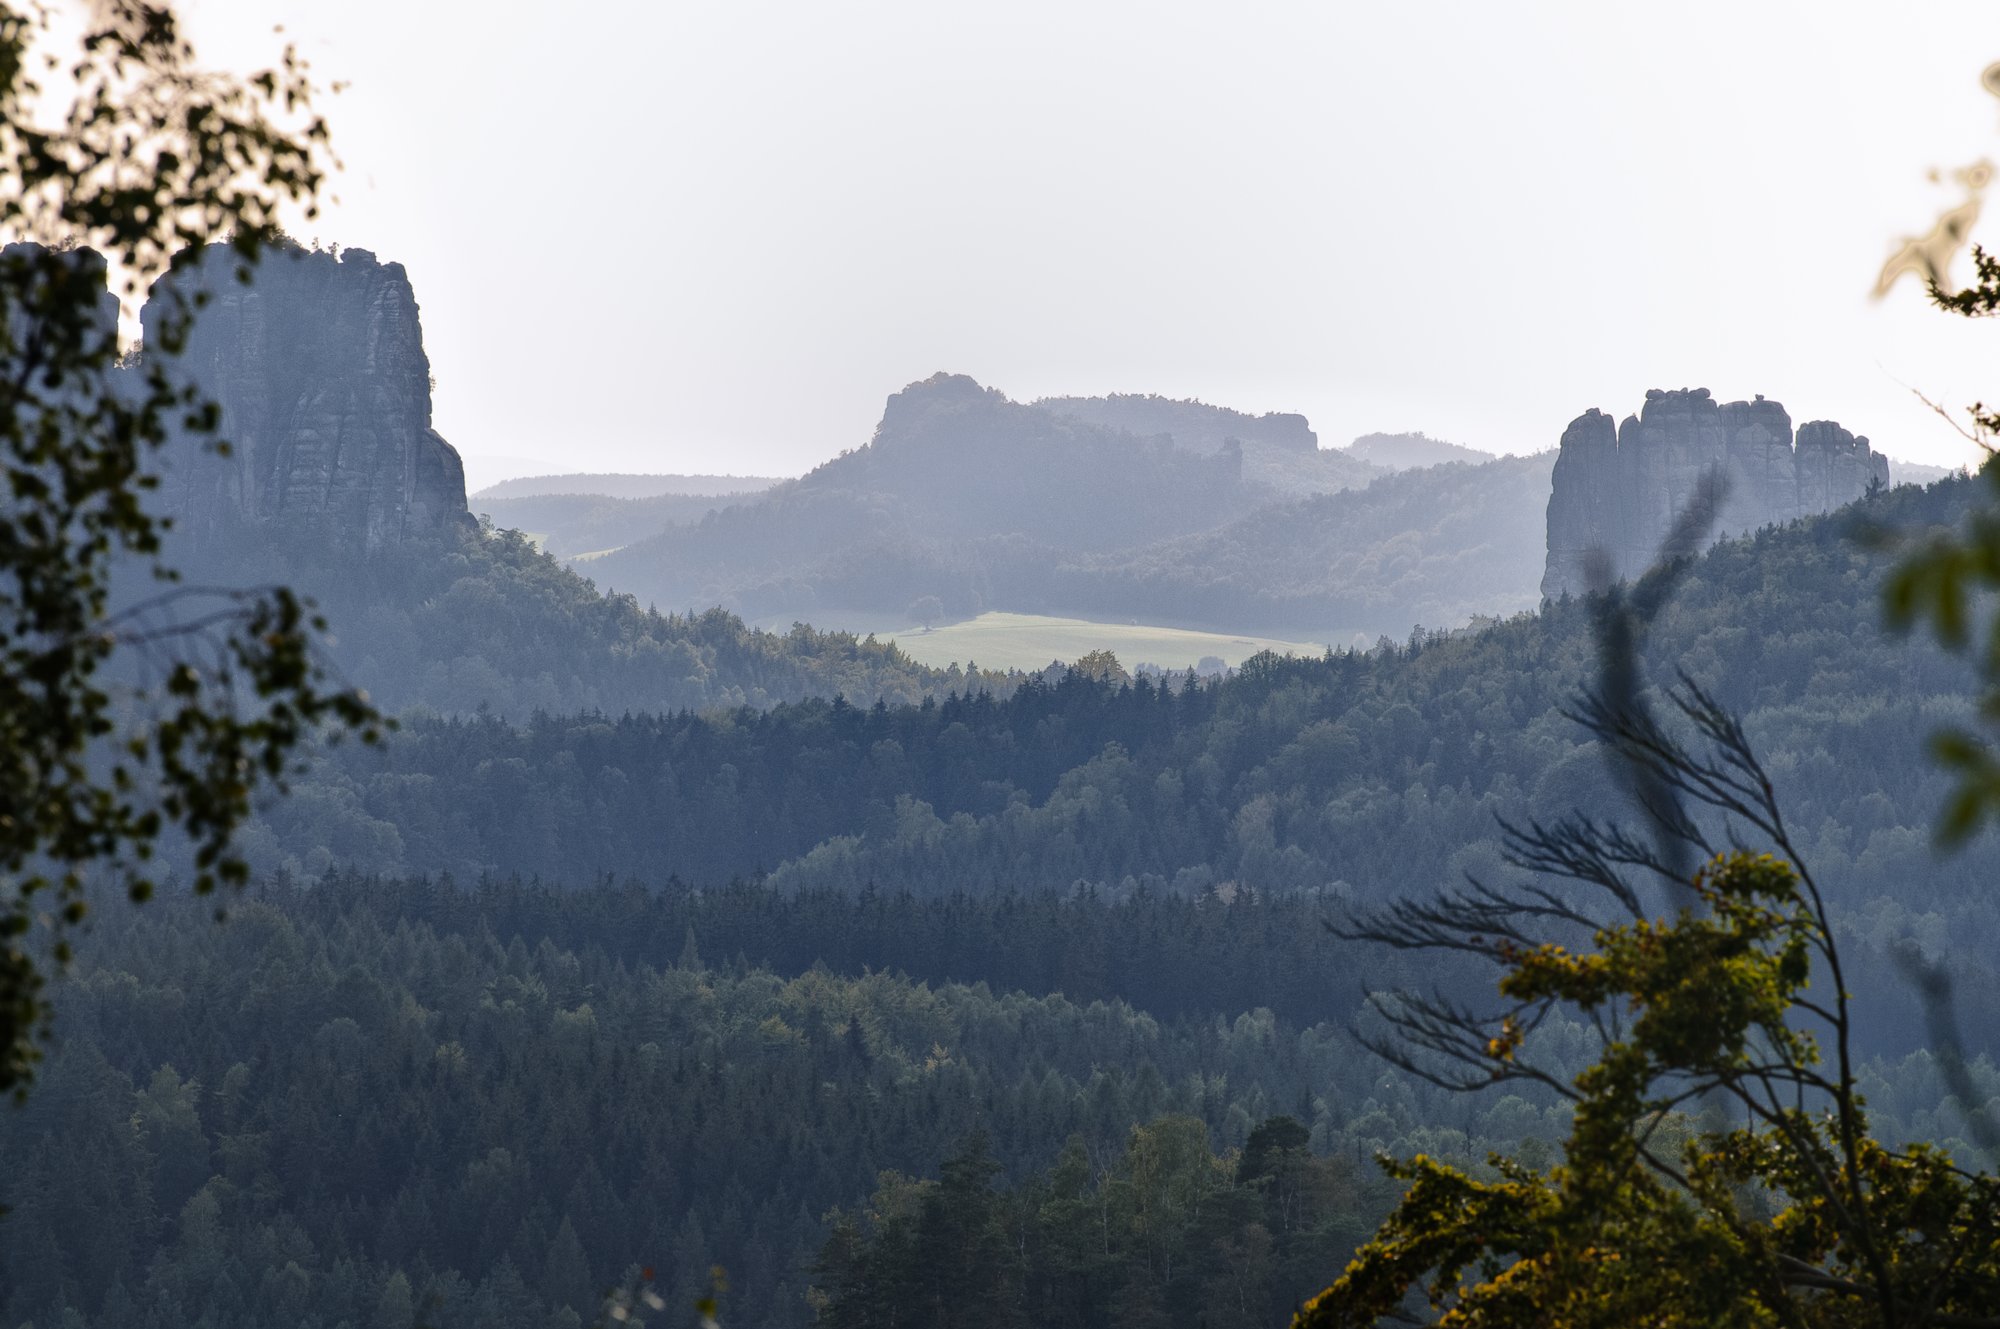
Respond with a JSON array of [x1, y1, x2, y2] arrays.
[[541, 1217, 595, 1315]]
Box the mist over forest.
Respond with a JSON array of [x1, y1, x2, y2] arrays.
[[7, 8, 2000, 1329]]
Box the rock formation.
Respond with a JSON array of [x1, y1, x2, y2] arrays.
[[144, 244, 469, 549], [1541, 388, 1888, 600]]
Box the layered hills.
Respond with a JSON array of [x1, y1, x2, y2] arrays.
[[248, 469, 2000, 1066], [121, 244, 1956, 721], [469, 472, 786, 557], [1344, 430, 1494, 470], [1035, 392, 1381, 494], [1041, 452, 1554, 636], [17, 241, 1999, 1329], [580, 373, 1269, 625], [473, 472, 784, 500], [582, 374, 1547, 639], [472, 490, 759, 559], [585, 373, 1263, 596], [124, 246, 1005, 715]]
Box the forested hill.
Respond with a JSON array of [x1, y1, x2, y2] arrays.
[[1032, 392, 1382, 494], [150, 519, 1013, 719], [255, 473, 2000, 1037], [574, 375, 1558, 638], [583, 373, 1267, 620], [1343, 431, 1494, 470], [1038, 452, 1554, 635]]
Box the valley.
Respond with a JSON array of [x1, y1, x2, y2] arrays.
[[752, 610, 1347, 673], [3, 17, 1996, 1328]]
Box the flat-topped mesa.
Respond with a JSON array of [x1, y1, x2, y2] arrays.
[[144, 243, 470, 550], [869, 371, 1013, 446], [1034, 393, 1319, 455], [1541, 387, 1888, 600]]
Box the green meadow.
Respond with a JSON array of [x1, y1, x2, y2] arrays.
[[868, 611, 1339, 672]]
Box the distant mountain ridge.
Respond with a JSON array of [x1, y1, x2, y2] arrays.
[[584, 373, 1269, 617], [1042, 452, 1555, 636], [124, 250, 1011, 716], [1887, 458, 1960, 488], [1037, 392, 1381, 495], [1035, 392, 1321, 454], [1345, 431, 1494, 471], [472, 491, 754, 559], [473, 472, 785, 500], [583, 373, 1525, 638], [135, 243, 1949, 692]]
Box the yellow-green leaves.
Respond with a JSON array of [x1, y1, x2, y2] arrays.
[[1890, 266, 2000, 846], [0, 3, 377, 1097], [1299, 852, 2000, 1327]]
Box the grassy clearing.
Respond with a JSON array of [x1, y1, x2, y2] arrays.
[[857, 611, 1338, 672]]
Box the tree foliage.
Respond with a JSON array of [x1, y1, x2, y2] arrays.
[[236, 475, 2000, 1054], [1883, 245, 2000, 843], [1298, 489, 2000, 1324], [0, 876, 1432, 1329], [1303, 842, 2000, 1326], [0, 2, 381, 1095]]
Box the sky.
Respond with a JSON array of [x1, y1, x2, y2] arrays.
[[179, 1, 2000, 489]]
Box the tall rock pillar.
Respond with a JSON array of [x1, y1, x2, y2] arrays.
[[144, 244, 470, 549], [1542, 388, 1887, 599]]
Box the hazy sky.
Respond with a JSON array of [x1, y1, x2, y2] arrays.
[[182, 1, 2000, 487]]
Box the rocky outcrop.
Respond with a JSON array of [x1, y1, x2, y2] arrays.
[[1542, 388, 1888, 600], [144, 244, 469, 549]]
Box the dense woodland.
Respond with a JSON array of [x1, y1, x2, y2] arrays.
[[145, 519, 1014, 719], [0, 881, 1424, 1329], [10, 8, 1998, 1326], [7, 872, 1992, 1329], [226, 475, 2000, 1051], [23, 389, 2000, 1328]]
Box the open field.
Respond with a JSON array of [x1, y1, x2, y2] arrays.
[[849, 611, 1338, 672]]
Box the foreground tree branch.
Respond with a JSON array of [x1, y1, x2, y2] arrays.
[[1302, 491, 2000, 1326], [0, 3, 381, 1097]]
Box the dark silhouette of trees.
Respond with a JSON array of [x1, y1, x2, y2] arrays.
[[0, 1, 383, 1095]]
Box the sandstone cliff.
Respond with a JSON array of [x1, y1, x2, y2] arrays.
[[1541, 388, 1888, 600], [144, 244, 469, 549]]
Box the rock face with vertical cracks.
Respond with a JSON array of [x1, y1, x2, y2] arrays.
[[1541, 387, 1888, 600], [144, 244, 470, 549]]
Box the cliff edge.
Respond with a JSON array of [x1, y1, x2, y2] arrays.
[[1542, 387, 1887, 600], [144, 244, 469, 549]]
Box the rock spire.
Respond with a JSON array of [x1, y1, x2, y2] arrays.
[[144, 244, 469, 549], [1542, 387, 1887, 600]]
